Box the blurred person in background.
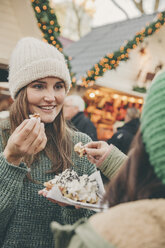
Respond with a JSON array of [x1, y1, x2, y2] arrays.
[[107, 107, 140, 154], [63, 95, 98, 141]]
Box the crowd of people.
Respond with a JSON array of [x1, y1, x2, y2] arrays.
[[0, 36, 164, 248]]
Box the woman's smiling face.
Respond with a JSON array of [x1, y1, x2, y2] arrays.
[[27, 77, 66, 123]]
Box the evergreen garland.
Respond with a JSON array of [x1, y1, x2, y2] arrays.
[[31, 0, 76, 87], [82, 11, 165, 88]]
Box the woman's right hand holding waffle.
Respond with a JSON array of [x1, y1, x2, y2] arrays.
[[3, 118, 47, 166]]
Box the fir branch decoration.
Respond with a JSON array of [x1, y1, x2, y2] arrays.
[[82, 11, 165, 88], [133, 86, 147, 93], [31, 0, 76, 87]]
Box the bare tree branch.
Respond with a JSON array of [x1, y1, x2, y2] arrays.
[[131, 0, 162, 14], [72, 1, 81, 38], [132, 0, 144, 13], [154, 0, 160, 11], [111, 0, 129, 19]]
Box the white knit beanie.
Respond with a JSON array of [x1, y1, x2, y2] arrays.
[[8, 37, 71, 99]]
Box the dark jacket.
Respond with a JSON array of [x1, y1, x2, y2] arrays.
[[71, 112, 97, 141], [107, 118, 140, 154]]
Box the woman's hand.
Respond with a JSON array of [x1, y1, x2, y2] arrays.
[[84, 141, 112, 166], [38, 190, 81, 208], [38, 190, 69, 207], [3, 118, 47, 165]]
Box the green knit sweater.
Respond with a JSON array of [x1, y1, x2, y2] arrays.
[[0, 120, 96, 248]]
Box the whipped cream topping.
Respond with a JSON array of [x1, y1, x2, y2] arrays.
[[50, 169, 99, 203]]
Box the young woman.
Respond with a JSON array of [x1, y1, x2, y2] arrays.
[[0, 37, 105, 248], [51, 70, 165, 248]]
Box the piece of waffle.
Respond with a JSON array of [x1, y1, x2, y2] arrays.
[[29, 113, 40, 121], [74, 142, 86, 157]]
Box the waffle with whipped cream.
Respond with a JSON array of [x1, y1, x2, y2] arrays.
[[44, 169, 99, 204]]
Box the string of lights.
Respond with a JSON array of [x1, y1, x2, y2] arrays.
[[81, 11, 165, 88]]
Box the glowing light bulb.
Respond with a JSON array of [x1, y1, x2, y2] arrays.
[[121, 96, 127, 101], [89, 93, 95, 98], [138, 99, 143, 104], [113, 94, 119, 99], [130, 97, 135, 103]]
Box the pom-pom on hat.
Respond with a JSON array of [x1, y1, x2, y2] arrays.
[[8, 37, 71, 99], [141, 70, 165, 184]]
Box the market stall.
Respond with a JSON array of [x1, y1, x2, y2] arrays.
[[84, 86, 144, 140]]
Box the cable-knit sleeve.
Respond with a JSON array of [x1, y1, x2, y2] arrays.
[[99, 145, 127, 180], [0, 127, 28, 241]]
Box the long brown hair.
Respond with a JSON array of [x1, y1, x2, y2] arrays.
[[103, 129, 165, 207], [8, 87, 73, 174]]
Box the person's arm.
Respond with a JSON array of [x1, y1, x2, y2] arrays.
[[0, 153, 28, 240], [85, 141, 127, 180], [99, 145, 127, 179], [0, 119, 47, 240]]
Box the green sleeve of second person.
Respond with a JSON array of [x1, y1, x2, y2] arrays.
[[99, 146, 127, 180]]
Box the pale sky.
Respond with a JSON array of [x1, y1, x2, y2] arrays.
[[52, 0, 165, 27], [92, 0, 140, 27], [92, 0, 165, 27]]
